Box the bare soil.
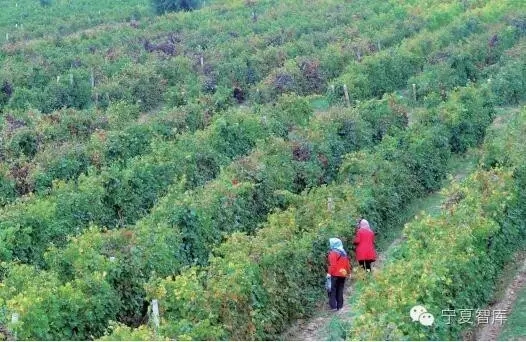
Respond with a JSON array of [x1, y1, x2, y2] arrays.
[[470, 253, 526, 341]]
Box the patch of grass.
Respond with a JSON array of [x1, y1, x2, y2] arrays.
[[326, 316, 351, 341], [499, 283, 526, 340], [375, 147, 479, 251], [309, 96, 330, 111]]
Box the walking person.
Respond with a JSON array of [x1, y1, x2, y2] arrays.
[[327, 238, 351, 312], [353, 218, 377, 272]]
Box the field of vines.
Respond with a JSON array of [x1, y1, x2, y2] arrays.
[[0, 0, 525, 340]]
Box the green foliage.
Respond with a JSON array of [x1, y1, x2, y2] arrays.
[[0, 167, 16, 206], [348, 107, 526, 340], [32, 144, 90, 192], [41, 74, 92, 114], [3, 97, 405, 339], [0, 264, 119, 341], [100, 323, 161, 341], [269, 94, 314, 134], [349, 167, 524, 340], [106, 102, 141, 130], [440, 85, 495, 153], [121, 84, 496, 340], [7, 128, 39, 159], [152, 0, 199, 15], [103, 125, 154, 164], [0, 0, 524, 340], [480, 108, 526, 169], [491, 58, 526, 105]]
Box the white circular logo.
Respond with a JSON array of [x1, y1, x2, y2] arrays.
[[419, 312, 435, 326], [410, 305, 427, 322], [410, 305, 434, 326]]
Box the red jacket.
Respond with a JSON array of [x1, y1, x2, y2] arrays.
[[353, 228, 376, 261], [328, 250, 351, 277]]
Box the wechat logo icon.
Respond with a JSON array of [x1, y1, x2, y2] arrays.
[[410, 305, 435, 326]]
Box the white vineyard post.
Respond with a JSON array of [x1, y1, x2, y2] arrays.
[[12, 312, 19, 340], [343, 84, 350, 107], [91, 68, 95, 88], [151, 299, 160, 335]]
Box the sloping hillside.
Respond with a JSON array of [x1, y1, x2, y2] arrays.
[[0, 0, 525, 340]]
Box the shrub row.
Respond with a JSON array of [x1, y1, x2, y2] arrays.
[[332, 1, 521, 104], [92, 84, 497, 340], [0, 99, 227, 202], [0, 96, 408, 340], [0, 96, 312, 266], [0, 0, 442, 203], [409, 24, 524, 103], [1, 0, 459, 115], [348, 108, 526, 340]]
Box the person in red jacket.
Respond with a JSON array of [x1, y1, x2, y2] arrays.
[[353, 218, 377, 272], [327, 237, 351, 311]]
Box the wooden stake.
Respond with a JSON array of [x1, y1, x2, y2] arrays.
[[151, 299, 160, 332], [412, 83, 416, 102], [343, 84, 350, 107], [11, 313, 18, 340], [90, 69, 95, 88], [327, 197, 334, 212]]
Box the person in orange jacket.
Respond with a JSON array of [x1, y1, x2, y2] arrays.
[[327, 237, 351, 311], [353, 218, 377, 272]]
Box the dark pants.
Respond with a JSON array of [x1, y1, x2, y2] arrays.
[[329, 276, 346, 310], [359, 260, 373, 271]]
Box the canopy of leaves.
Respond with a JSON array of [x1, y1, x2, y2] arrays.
[[152, 0, 199, 15]]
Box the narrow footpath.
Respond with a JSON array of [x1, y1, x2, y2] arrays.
[[282, 150, 478, 341]]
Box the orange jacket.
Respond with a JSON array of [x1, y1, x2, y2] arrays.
[[328, 250, 351, 277]]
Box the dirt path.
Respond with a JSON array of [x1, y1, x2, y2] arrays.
[[472, 253, 526, 341], [0, 325, 14, 340]]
